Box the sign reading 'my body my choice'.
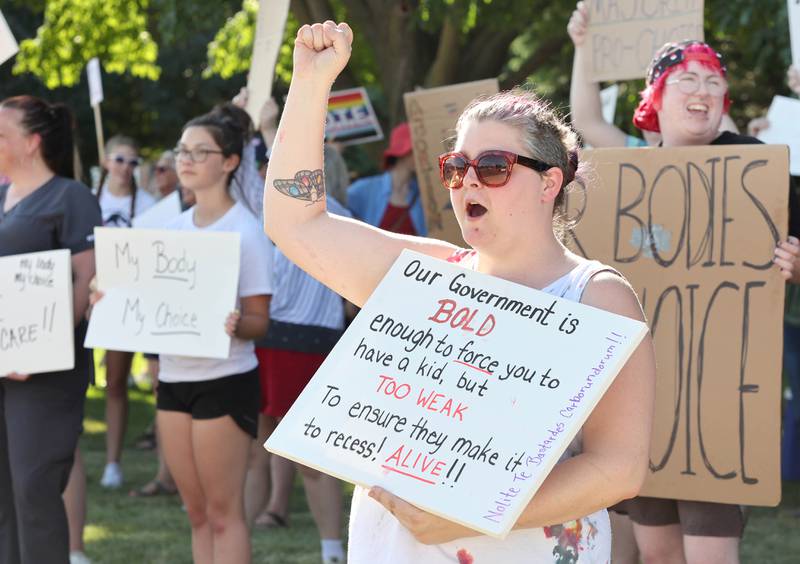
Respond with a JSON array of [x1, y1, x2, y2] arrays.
[[266, 250, 648, 538], [85, 227, 240, 358], [0, 250, 74, 375]]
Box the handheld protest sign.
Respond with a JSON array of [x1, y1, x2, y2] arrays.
[[245, 0, 289, 124], [131, 192, 183, 229], [757, 95, 800, 176], [568, 145, 789, 506], [404, 79, 499, 247], [0, 250, 74, 375], [790, 0, 800, 69], [600, 83, 620, 125], [84, 227, 240, 358], [86, 58, 106, 162], [0, 10, 18, 67], [266, 250, 648, 538], [326, 87, 384, 146], [586, 0, 704, 82]]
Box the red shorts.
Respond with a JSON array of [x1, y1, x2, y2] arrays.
[[256, 347, 326, 418]]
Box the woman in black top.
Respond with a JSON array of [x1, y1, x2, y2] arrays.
[[0, 95, 102, 564]]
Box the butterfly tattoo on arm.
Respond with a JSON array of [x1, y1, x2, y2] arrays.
[[273, 169, 325, 205]]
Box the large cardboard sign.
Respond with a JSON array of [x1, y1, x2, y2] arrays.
[[404, 79, 499, 246], [0, 250, 74, 375], [245, 0, 289, 124], [567, 145, 789, 506], [266, 250, 648, 537], [586, 0, 704, 82], [790, 0, 800, 69], [84, 228, 240, 358], [0, 10, 18, 67], [758, 95, 800, 176], [325, 87, 384, 146]]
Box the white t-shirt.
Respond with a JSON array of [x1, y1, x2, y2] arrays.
[[98, 186, 157, 227], [158, 201, 274, 383]]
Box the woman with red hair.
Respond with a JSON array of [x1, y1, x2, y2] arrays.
[[626, 41, 800, 564]]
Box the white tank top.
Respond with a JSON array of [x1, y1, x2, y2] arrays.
[[347, 252, 615, 564]]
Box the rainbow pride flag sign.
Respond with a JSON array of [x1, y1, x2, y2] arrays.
[[326, 87, 384, 146]]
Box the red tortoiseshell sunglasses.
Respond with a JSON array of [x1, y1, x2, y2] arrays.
[[438, 150, 553, 190]]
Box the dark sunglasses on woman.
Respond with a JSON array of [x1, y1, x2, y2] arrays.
[[438, 150, 552, 190]]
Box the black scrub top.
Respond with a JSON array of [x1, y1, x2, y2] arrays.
[[0, 176, 103, 376]]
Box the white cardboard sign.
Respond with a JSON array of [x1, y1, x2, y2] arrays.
[[87, 58, 103, 107], [131, 192, 182, 229], [84, 227, 240, 358], [266, 250, 648, 538], [0, 250, 74, 375], [0, 10, 18, 67], [790, 0, 800, 69], [757, 95, 800, 175], [246, 0, 289, 124]]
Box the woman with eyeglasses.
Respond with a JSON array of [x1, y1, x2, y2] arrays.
[[618, 41, 800, 564], [0, 95, 102, 564], [94, 135, 157, 491], [149, 104, 273, 563], [262, 21, 657, 563]]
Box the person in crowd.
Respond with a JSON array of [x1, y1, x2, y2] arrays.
[[264, 20, 657, 563], [0, 95, 102, 564], [346, 121, 426, 235], [567, 1, 738, 149], [744, 63, 800, 485], [616, 40, 800, 564], [93, 104, 273, 564], [152, 150, 181, 199], [244, 146, 351, 564], [95, 134, 156, 489]]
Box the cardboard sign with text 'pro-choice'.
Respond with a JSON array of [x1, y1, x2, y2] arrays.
[[266, 250, 648, 538], [85, 227, 240, 358], [586, 0, 704, 81], [0, 249, 74, 375]]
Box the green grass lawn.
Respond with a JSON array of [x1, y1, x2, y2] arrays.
[[79, 357, 800, 563]]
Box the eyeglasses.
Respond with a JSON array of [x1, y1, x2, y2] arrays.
[[155, 165, 173, 174], [665, 72, 728, 96], [438, 150, 553, 190], [112, 154, 140, 167], [174, 147, 225, 164]]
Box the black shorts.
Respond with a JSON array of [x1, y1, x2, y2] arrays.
[[626, 497, 746, 538], [156, 368, 260, 438]]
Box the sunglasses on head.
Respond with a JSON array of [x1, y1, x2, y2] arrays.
[[112, 154, 140, 167], [438, 150, 553, 190]]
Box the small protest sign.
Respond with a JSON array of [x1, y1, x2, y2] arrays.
[[404, 79, 499, 247], [586, 0, 704, 81], [84, 227, 240, 358], [325, 87, 384, 146], [790, 0, 800, 69], [567, 145, 789, 506], [600, 83, 620, 125], [132, 192, 183, 229], [87, 58, 104, 107], [266, 250, 648, 537], [0, 250, 74, 375], [757, 95, 800, 175], [0, 10, 18, 67]]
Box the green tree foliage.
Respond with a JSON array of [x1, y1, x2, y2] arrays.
[[204, 0, 258, 79], [12, 0, 160, 89]]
